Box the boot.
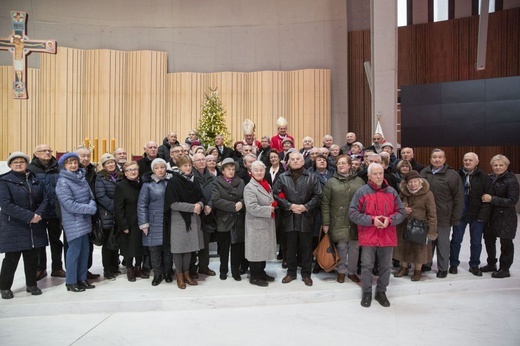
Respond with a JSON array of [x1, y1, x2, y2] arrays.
[[337, 273, 345, 283], [176, 273, 186, 289], [393, 267, 409, 278], [126, 266, 136, 282], [184, 271, 198, 286], [135, 266, 149, 279], [411, 270, 422, 281]]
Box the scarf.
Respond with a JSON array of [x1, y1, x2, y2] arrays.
[[290, 166, 304, 185], [256, 178, 278, 218], [165, 172, 203, 232], [462, 168, 476, 196], [109, 170, 119, 182]]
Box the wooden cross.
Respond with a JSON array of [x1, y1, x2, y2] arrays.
[[0, 11, 56, 99]]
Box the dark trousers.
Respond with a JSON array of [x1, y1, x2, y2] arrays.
[[37, 218, 63, 271], [0, 248, 39, 289], [217, 232, 244, 276], [249, 261, 266, 280], [196, 231, 212, 271], [101, 228, 120, 273], [149, 246, 173, 276], [286, 231, 313, 278], [484, 234, 514, 270]]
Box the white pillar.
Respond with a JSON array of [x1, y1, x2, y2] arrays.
[[370, 0, 398, 145]]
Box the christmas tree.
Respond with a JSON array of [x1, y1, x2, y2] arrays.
[[197, 88, 232, 147]]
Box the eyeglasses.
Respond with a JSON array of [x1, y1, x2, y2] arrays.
[[11, 160, 27, 165], [125, 168, 139, 172], [37, 149, 53, 153], [194, 159, 206, 162]]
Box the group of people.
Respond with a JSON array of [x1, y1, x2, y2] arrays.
[[0, 117, 518, 309]]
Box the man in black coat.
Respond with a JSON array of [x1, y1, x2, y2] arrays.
[[449, 152, 492, 276], [273, 152, 322, 287], [137, 141, 159, 178], [257, 136, 272, 167], [215, 134, 233, 163], [158, 132, 180, 161], [27, 144, 65, 280]]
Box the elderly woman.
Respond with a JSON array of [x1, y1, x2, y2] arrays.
[[244, 161, 277, 287], [114, 161, 145, 282], [348, 142, 364, 161], [205, 155, 220, 176], [95, 153, 123, 281], [321, 155, 365, 283], [138, 158, 173, 286], [394, 170, 437, 281], [392, 159, 412, 194], [56, 152, 97, 292], [0, 152, 49, 299], [164, 155, 204, 289], [212, 158, 246, 281], [481, 155, 519, 278], [206, 146, 219, 160]]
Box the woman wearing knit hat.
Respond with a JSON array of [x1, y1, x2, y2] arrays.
[[0, 152, 48, 299], [56, 152, 98, 292]]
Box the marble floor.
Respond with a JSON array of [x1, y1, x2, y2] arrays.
[[1, 225, 519, 346]]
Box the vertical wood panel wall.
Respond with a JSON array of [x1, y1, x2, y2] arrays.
[[0, 48, 330, 160], [348, 8, 520, 172]]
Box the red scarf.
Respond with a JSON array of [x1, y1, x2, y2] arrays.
[[256, 178, 277, 217]]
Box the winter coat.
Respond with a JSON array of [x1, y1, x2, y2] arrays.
[[56, 169, 97, 242], [211, 176, 246, 244], [137, 155, 154, 178], [273, 169, 322, 233], [487, 171, 519, 239], [0, 170, 49, 253], [95, 169, 123, 230], [138, 172, 170, 247], [27, 156, 60, 219], [458, 166, 492, 221], [321, 171, 365, 242], [394, 179, 437, 264], [194, 168, 217, 233], [244, 179, 276, 262], [421, 164, 464, 227], [168, 200, 204, 254], [114, 177, 143, 257], [349, 180, 406, 247]]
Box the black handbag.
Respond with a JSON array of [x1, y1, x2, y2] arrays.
[[403, 217, 428, 245], [105, 227, 120, 251], [90, 217, 104, 246]]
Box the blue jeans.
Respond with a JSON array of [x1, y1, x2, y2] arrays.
[[65, 234, 90, 285], [450, 217, 483, 268]]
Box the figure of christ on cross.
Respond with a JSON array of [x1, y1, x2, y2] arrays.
[[0, 11, 56, 99]]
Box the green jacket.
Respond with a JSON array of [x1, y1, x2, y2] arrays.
[[321, 171, 365, 242]]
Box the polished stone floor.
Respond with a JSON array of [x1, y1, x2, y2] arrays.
[[1, 223, 519, 346]]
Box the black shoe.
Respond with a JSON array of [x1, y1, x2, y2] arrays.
[[374, 291, 391, 307], [77, 281, 95, 289], [372, 268, 379, 276], [164, 273, 174, 283], [491, 269, 510, 278], [87, 271, 100, 280], [262, 273, 275, 282], [281, 261, 288, 269], [1, 289, 14, 299], [277, 253, 283, 260], [312, 266, 321, 274], [480, 264, 497, 273], [392, 259, 401, 268], [66, 284, 85, 292], [239, 268, 247, 275], [250, 279, 268, 287], [36, 270, 47, 281], [220, 273, 227, 280], [436, 270, 448, 278], [421, 265, 432, 273], [361, 292, 372, 308], [26, 286, 42, 295], [469, 267, 483, 277], [104, 271, 116, 281], [232, 274, 242, 281], [152, 275, 163, 286], [449, 265, 458, 274]]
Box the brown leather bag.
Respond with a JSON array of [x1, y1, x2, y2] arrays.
[[313, 227, 340, 272]]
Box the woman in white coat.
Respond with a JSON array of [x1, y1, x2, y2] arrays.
[[244, 161, 277, 287]]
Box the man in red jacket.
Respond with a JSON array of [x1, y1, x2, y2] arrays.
[[349, 163, 405, 308]]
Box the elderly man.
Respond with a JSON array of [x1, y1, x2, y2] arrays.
[[191, 153, 217, 277], [270, 117, 295, 151], [400, 147, 425, 172], [421, 149, 464, 277], [349, 163, 405, 308], [158, 132, 180, 160], [257, 136, 272, 167], [273, 152, 322, 286], [304, 147, 321, 169], [238, 153, 257, 185], [449, 152, 491, 276], [299, 136, 314, 163], [167, 144, 183, 171], [340, 132, 357, 154], [137, 141, 159, 177], [215, 134, 233, 162], [365, 133, 384, 154], [322, 134, 333, 149], [381, 142, 398, 168], [27, 144, 65, 280], [113, 147, 127, 171]]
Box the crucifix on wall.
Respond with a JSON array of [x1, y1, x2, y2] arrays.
[[0, 11, 56, 99]]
